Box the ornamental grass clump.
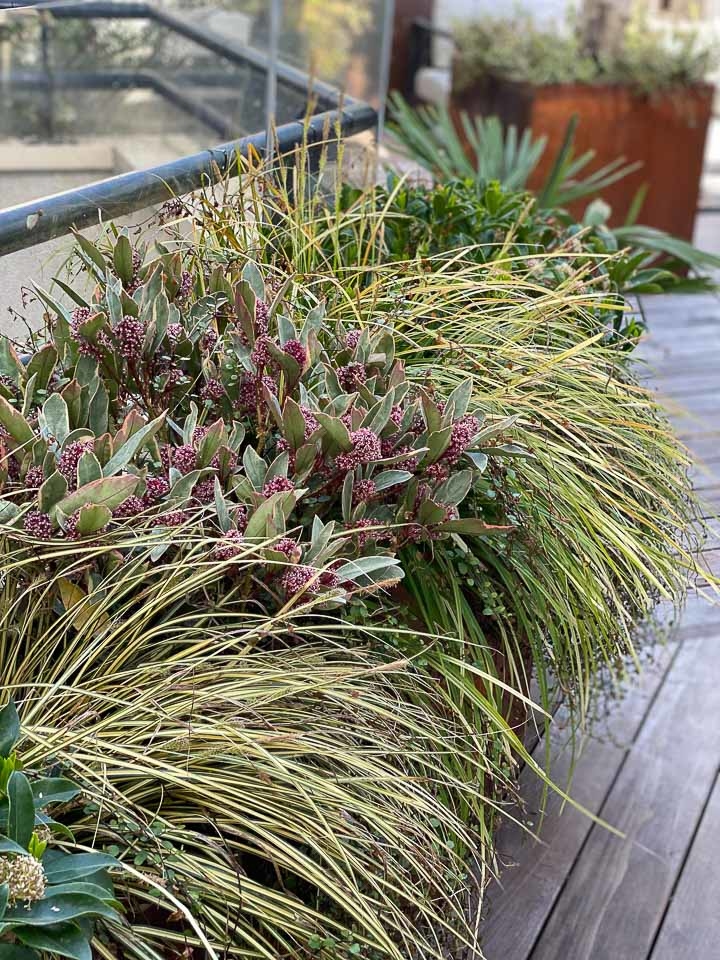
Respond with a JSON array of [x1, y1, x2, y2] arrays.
[[187, 156, 705, 716]]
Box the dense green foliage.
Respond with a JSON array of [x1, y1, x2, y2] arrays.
[[387, 97, 720, 288]]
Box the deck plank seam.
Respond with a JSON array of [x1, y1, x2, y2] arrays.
[[525, 633, 687, 959]]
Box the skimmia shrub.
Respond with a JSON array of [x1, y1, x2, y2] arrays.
[[0, 246, 511, 616]]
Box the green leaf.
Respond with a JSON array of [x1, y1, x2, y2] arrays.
[[0, 700, 20, 757], [0, 341, 24, 385], [214, 478, 231, 534], [21, 373, 37, 418], [474, 415, 520, 443], [434, 470, 473, 507], [72, 232, 107, 276], [42, 852, 118, 884], [55, 475, 138, 518], [43, 881, 118, 905], [39, 471, 68, 514], [150, 291, 171, 355], [42, 394, 70, 445], [294, 444, 316, 482], [241, 260, 265, 301], [196, 419, 224, 468], [0, 882, 7, 920], [442, 380, 473, 424], [182, 403, 199, 446], [88, 380, 108, 437], [14, 921, 91, 960], [113, 235, 133, 284], [25, 345, 57, 399], [242, 445, 267, 491], [282, 398, 307, 450], [0, 944, 36, 959], [31, 778, 80, 808], [0, 502, 20, 524], [316, 413, 352, 453], [245, 491, 295, 539], [420, 391, 442, 433], [32, 284, 73, 325], [0, 838, 31, 856], [76, 504, 111, 536], [7, 770, 35, 848], [0, 395, 33, 446], [167, 469, 203, 505], [483, 444, 532, 458], [50, 277, 90, 310], [102, 413, 165, 477], [77, 451, 102, 487], [373, 470, 412, 492], [425, 426, 453, 464], [335, 555, 404, 586], [342, 471, 354, 523], [363, 392, 394, 436], [0, 893, 119, 928], [417, 498, 447, 525], [465, 451, 489, 472]]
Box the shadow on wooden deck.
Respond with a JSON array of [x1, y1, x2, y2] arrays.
[[481, 293, 720, 960]]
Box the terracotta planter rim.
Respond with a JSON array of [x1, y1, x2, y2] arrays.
[[453, 74, 715, 100]]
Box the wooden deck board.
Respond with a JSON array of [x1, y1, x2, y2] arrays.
[[529, 626, 720, 960], [649, 773, 720, 960], [480, 294, 720, 960], [481, 646, 677, 960]]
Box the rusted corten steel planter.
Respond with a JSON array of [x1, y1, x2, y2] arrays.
[[452, 77, 714, 240]]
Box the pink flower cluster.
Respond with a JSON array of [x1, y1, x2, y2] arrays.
[[23, 510, 52, 540], [336, 429, 382, 471], [70, 308, 110, 360], [444, 415, 480, 464], [58, 439, 94, 488], [282, 339, 307, 368], [281, 564, 339, 598], [115, 315, 145, 361], [213, 528, 244, 561], [173, 445, 197, 475], [261, 476, 294, 498], [337, 362, 366, 391]]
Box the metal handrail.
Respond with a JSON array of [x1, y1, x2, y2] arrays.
[[0, 0, 344, 109], [0, 2, 378, 254], [0, 101, 376, 255]]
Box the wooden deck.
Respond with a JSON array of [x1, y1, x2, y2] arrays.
[[481, 293, 720, 960]]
